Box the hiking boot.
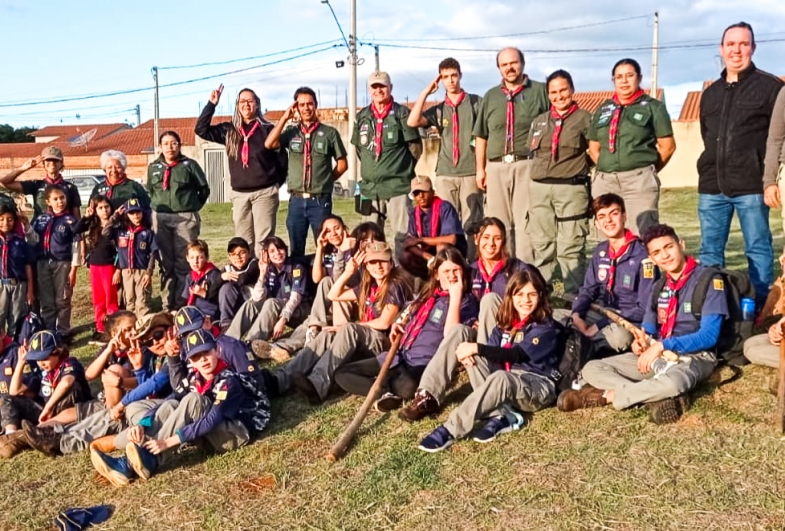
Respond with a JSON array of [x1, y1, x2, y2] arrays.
[[125, 442, 158, 481], [473, 412, 526, 444], [556, 385, 607, 412], [251, 340, 291, 363], [292, 373, 322, 405], [269, 345, 291, 363], [374, 393, 403, 413], [647, 394, 691, 425], [398, 389, 439, 422], [89, 331, 107, 346], [0, 431, 30, 459], [418, 425, 455, 453], [90, 448, 135, 488], [22, 420, 62, 457]]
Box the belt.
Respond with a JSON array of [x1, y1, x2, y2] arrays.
[[289, 192, 330, 199], [535, 175, 590, 185], [0, 279, 19, 286], [488, 154, 533, 163]]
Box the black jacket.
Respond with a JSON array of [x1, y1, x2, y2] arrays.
[[195, 102, 287, 192], [698, 63, 784, 197]]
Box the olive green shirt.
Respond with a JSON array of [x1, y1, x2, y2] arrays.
[[423, 94, 481, 177], [588, 95, 673, 173], [147, 155, 210, 213], [351, 102, 420, 200], [280, 122, 347, 195], [528, 108, 591, 180], [473, 78, 549, 160]]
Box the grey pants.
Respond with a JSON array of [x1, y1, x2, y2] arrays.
[[434, 174, 483, 261], [552, 309, 633, 353], [0, 281, 28, 340], [417, 324, 477, 402], [443, 355, 555, 438], [225, 298, 308, 341], [231, 186, 279, 254], [115, 394, 249, 462], [306, 277, 353, 328], [37, 260, 72, 335], [274, 323, 389, 400], [477, 293, 502, 345], [361, 193, 410, 260], [485, 160, 533, 263], [591, 165, 660, 237], [743, 333, 780, 368], [582, 351, 717, 410], [153, 211, 200, 311], [528, 179, 589, 295], [121, 270, 152, 318], [60, 408, 124, 455]]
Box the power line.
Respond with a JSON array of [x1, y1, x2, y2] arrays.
[[158, 40, 341, 70]]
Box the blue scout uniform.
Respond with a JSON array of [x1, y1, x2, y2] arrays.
[[20, 177, 81, 220], [485, 320, 562, 380], [39, 357, 92, 404], [263, 260, 308, 301], [0, 234, 34, 281], [322, 250, 352, 281], [182, 266, 223, 320], [470, 258, 530, 300], [353, 281, 410, 324], [572, 239, 656, 327], [31, 212, 78, 261], [114, 226, 158, 271], [120, 350, 170, 407], [407, 199, 467, 255], [0, 340, 41, 397]]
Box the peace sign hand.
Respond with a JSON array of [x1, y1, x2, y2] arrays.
[[210, 84, 224, 105]]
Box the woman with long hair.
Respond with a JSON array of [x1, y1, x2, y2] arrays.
[[415, 268, 563, 452]]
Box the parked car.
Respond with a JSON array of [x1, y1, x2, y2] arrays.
[[67, 174, 105, 206]]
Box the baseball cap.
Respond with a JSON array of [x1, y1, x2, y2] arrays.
[[124, 198, 143, 213], [364, 241, 392, 263], [26, 330, 60, 361], [174, 306, 206, 336], [410, 176, 433, 193], [131, 312, 174, 340], [41, 146, 64, 161], [368, 71, 391, 88], [183, 329, 217, 359], [227, 237, 250, 253]]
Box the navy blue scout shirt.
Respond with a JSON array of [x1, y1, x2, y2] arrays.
[[39, 357, 91, 404], [353, 280, 410, 322], [182, 267, 223, 320], [397, 293, 479, 368], [265, 260, 308, 301], [470, 258, 530, 299], [0, 234, 34, 280], [31, 212, 78, 261], [407, 200, 467, 255], [643, 265, 729, 350], [322, 250, 352, 281], [484, 319, 562, 379], [20, 178, 81, 219], [0, 342, 41, 396], [572, 239, 657, 327], [114, 226, 157, 270]]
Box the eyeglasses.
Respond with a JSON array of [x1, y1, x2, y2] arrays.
[[238, 99, 256, 105], [229, 250, 249, 258]]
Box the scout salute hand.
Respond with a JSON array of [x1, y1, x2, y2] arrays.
[[281, 101, 298, 123], [423, 74, 441, 96], [209, 84, 224, 105]]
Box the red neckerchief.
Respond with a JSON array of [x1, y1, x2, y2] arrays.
[[502, 316, 530, 371], [44, 174, 64, 186], [444, 91, 466, 166], [241, 122, 261, 168], [210, 324, 221, 337], [126, 224, 145, 269], [401, 289, 448, 351], [478, 258, 505, 295], [414, 197, 442, 238], [192, 358, 228, 394], [0, 335, 12, 351], [660, 257, 698, 339], [105, 175, 128, 200], [43, 210, 67, 255], [606, 230, 638, 299], [163, 159, 180, 191], [187, 262, 217, 306], [550, 103, 579, 161], [501, 79, 526, 155], [608, 89, 645, 153], [364, 283, 380, 323], [300, 121, 320, 190], [372, 100, 394, 161], [43, 357, 67, 389], [0, 234, 8, 279]]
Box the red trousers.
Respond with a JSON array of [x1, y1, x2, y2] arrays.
[[90, 264, 119, 332]]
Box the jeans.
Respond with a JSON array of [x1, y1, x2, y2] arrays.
[[286, 194, 332, 257], [698, 192, 773, 305]]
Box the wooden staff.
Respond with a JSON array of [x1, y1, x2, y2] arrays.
[[778, 322, 785, 433], [588, 302, 681, 362]]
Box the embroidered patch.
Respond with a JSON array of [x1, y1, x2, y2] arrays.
[[216, 390, 227, 401], [442, 118, 449, 128], [683, 302, 692, 313], [643, 261, 655, 279], [713, 278, 724, 291], [177, 314, 185, 325], [514, 332, 523, 343], [623, 274, 632, 288], [431, 308, 444, 322], [293, 269, 301, 278], [246, 352, 254, 361], [0, 382, 6, 394], [598, 268, 607, 282], [3, 367, 12, 376]]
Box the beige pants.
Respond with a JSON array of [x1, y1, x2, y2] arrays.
[[777, 164, 785, 235], [361, 193, 410, 259], [485, 160, 533, 262], [122, 270, 152, 318], [743, 333, 779, 368], [434, 174, 484, 261], [231, 186, 279, 254], [591, 165, 660, 237]]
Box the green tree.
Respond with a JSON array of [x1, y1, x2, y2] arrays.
[[0, 124, 38, 143]]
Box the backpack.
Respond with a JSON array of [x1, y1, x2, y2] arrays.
[[649, 267, 754, 366], [15, 312, 46, 345], [555, 321, 595, 392], [433, 94, 482, 136]]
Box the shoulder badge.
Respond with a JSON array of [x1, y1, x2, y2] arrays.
[[713, 278, 724, 291], [293, 268, 301, 278], [3, 367, 12, 376], [642, 259, 655, 279]]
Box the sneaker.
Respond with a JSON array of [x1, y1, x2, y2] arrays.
[[125, 442, 158, 481], [374, 393, 403, 413], [647, 394, 691, 425], [89, 331, 108, 346], [0, 431, 30, 459], [398, 389, 439, 422], [556, 385, 607, 412], [90, 448, 136, 487], [22, 420, 61, 457], [292, 373, 322, 405], [418, 426, 455, 453], [472, 412, 526, 443]]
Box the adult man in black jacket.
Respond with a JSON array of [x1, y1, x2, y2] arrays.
[[697, 22, 784, 307]]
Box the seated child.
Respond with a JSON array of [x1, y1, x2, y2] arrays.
[[183, 239, 223, 322], [218, 237, 260, 330]]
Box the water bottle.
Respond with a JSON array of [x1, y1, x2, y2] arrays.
[[650, 357, 669, 376], [741, 297, 755, 321]]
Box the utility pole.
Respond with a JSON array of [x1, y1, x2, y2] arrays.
[[135, 104, 141, 127], [650, 12, 659, 99], [374, 45, 380, 72], [346, 0, 358, 185], [152, 66, 160, 153]]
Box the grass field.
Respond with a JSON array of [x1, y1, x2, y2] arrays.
[[2, 190, 785, 531]]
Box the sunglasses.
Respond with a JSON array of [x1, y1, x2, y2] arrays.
[[142, 328, 167, 345]]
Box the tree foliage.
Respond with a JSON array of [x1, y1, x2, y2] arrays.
[[0, 124, 38, 143]]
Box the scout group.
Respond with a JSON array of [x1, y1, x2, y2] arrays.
[[1, 21, 785, 488]]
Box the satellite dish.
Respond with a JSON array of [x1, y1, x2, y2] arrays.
[[67, 128, 98, 149]]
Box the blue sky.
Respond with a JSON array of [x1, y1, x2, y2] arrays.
[[1, 0, 784, 128]]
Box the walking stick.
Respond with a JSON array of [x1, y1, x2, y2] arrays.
[[778, 321, 785, 433], [327, 306, 411, 461]]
